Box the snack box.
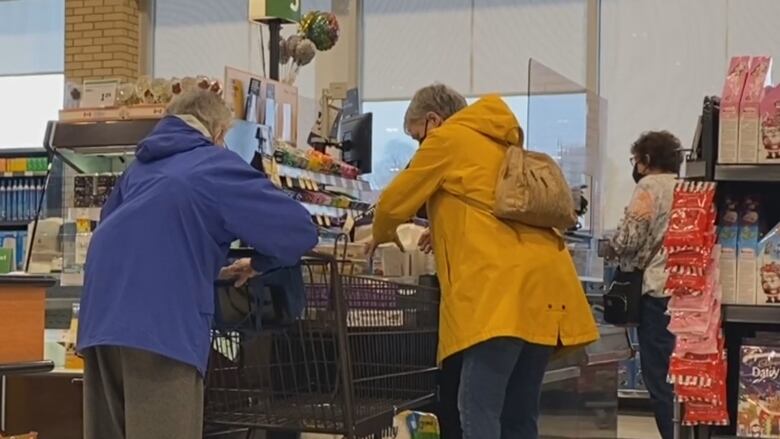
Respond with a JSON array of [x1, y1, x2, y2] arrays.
[[758, 221, 780, 305], [761, 84, 780, 164], [737, 342, 780, 438], [739, 56, 773, 163], [720, 56, 751, 164]]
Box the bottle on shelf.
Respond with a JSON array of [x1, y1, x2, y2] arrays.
[[0, 181, 6, 221]]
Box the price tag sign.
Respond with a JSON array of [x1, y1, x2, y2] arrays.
[[81, 79, 119, 108]]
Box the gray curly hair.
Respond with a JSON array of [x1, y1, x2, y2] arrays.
[[404, 83, 467, 131]]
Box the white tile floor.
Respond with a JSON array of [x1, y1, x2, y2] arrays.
[[619, 415, 662, 439]]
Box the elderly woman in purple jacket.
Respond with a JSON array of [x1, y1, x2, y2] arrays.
[[77, 90, 318, 439]]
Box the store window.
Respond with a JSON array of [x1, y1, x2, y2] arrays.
[[0, 0, 65, 76], [361, 0, 589, 189], [0, 74, 65, 149], [362, 0, 587, 101], [364, 93, 585, 189], [0, 0, 65, 149]]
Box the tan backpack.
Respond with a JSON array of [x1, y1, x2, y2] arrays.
[[493, 127, 578, 231]]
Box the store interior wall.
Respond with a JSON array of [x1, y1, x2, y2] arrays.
[[363, 0, 780, 229], [600, 0, 780, 228], [7, 0, 780, 230], [152, 0, 332, 147]]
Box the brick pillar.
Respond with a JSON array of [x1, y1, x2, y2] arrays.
[[64, 0, 141, 85]]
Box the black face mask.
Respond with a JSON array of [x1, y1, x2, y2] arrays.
[[418, 119, 430, 145], [632, 163, 644, 183]]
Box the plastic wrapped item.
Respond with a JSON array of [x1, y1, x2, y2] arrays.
[[669, 351, 727, 405], [664, 182, 718, 248], [668, 288, 716, 312], [673, 316, 722, 356], [668, 297, 720, 336], [666, 241, 717, 270], [665, 265, 717, 296], [683, 401, 730, 426]]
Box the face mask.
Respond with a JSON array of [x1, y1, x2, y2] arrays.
[[418, 119, 430, 145], [632, 163, 644, 183]]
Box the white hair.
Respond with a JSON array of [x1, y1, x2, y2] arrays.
[[166, 90, 232, 138]]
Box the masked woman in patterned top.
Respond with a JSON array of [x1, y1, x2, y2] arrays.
[[605, 130, 683, 439]]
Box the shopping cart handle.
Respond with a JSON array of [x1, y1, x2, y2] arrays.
[[0, 360, 55, 376]]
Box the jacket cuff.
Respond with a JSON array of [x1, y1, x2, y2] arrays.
[[250, 254, 277, 274]]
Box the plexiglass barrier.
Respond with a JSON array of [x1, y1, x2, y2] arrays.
[[528, 59, 607, 281]]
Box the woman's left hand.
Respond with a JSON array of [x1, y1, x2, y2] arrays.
[[364, 235, 405, 258]]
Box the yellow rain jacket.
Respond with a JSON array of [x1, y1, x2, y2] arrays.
[[373, 95, 599, 362]]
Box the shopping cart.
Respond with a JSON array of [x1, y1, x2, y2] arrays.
[[205, 253, 440, 439]]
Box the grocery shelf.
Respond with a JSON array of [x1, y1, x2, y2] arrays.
[[714, 164, 780, 182], [684, 160, 707, 179], [277, 164, 371, 192], [0, 171, 47, 178], [0, 220, 32, 229], [618, 389, 649, 400], [301, 202, 361, 219], [722, 304, 780, 324]]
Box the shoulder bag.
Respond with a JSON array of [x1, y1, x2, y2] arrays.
[[603, 242, 664, 327]]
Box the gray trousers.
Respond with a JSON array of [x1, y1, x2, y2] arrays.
[[83, 346, 204, 439]]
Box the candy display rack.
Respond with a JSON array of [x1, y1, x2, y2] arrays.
[[675, 95, 780, 439]]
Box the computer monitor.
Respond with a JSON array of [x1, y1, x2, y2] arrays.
[[339, 112, 372, 174]]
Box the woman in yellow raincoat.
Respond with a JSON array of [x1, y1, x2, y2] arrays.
[[370, 84, 599, 439]]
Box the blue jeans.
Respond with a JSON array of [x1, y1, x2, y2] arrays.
[[638, 296, 675, 439], [458, 337, 553, 439]]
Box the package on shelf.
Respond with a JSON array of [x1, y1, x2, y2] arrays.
[[663, 182, 730, 427], [736, 341, 780, 438], [0, 177, 47, 223], [73, 173, 119, 208], [719, 56, 751, 164], [618, 358, 635, 390], [0, 157, 45, 173], [0, 230, 28, 272], [758, 221, 780, 305], [737, 196, 763, 305], [760, 84, 780, 164], [739, 56, 773, 164], [273, 142, 360, 181], [719, 195, 740, 303]]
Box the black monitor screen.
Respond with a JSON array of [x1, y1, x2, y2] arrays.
[[339, 112, 372, 174]]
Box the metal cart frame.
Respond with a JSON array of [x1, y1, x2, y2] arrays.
[[205, 254, 440, 439]]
